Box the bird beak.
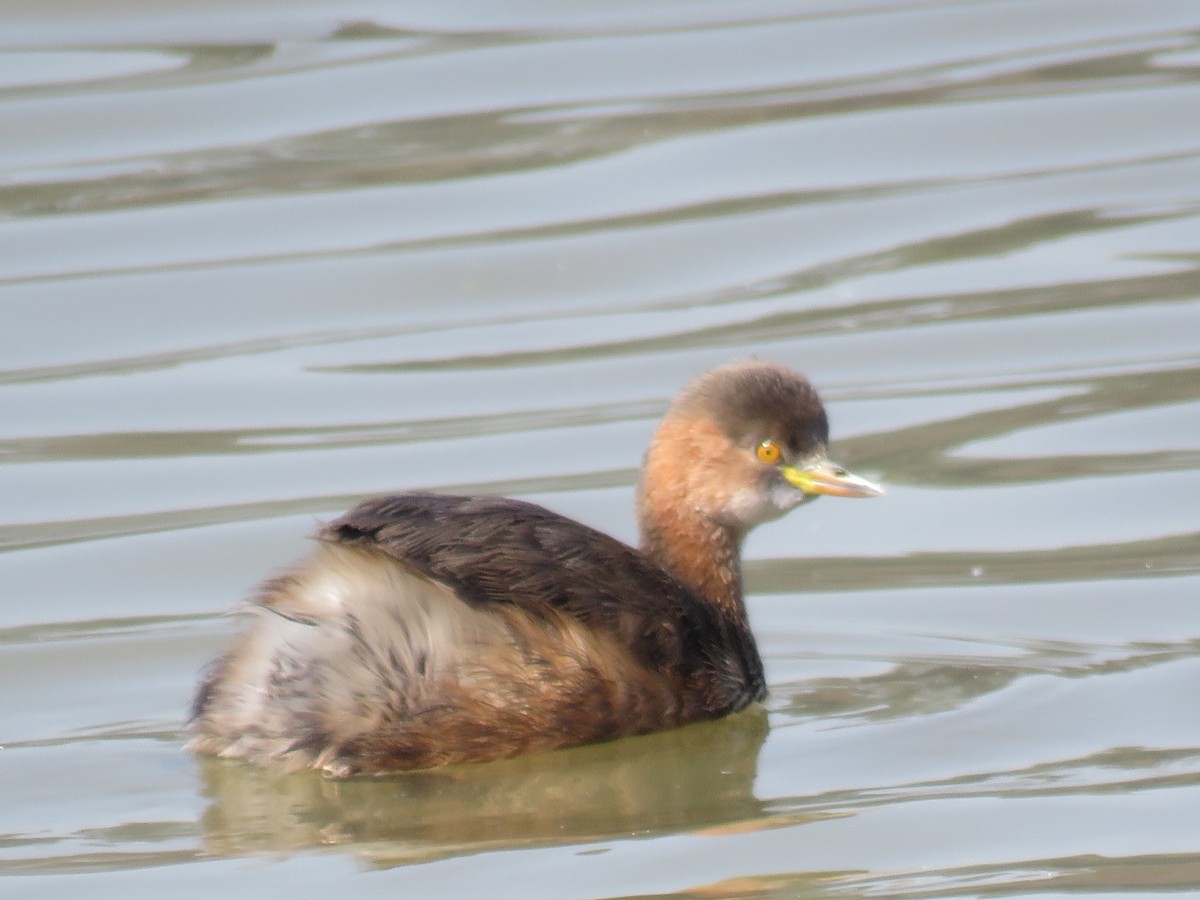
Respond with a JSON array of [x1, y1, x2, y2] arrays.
[[782, 457, 884, 498]]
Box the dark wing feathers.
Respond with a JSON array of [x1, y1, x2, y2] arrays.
[[319, 493, 738, 682]]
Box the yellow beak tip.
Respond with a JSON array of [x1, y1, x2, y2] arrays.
[[784, 464, 885, 499]]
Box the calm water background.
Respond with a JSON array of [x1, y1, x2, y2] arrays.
[[3, 1, 1200, 897]]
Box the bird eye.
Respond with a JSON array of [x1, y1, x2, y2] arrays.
[[756, 439, 782, 464]]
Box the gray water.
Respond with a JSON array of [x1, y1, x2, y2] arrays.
[[3, 1, 1200, 897]]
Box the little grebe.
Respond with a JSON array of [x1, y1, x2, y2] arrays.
[[188, 361, 882, 775]]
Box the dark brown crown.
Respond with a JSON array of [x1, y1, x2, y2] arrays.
[[673, 361, 829, 457]]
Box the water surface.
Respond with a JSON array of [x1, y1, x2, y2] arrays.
[[3, 1, 1200, 897]]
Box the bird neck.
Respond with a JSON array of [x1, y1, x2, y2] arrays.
[[639, 507, 747, 620], [636, 415, 750, 620]]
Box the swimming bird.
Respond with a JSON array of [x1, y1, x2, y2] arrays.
[[188, 361, 882, 775]]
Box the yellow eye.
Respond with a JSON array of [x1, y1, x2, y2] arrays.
[[756, 439, 782, 464]]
